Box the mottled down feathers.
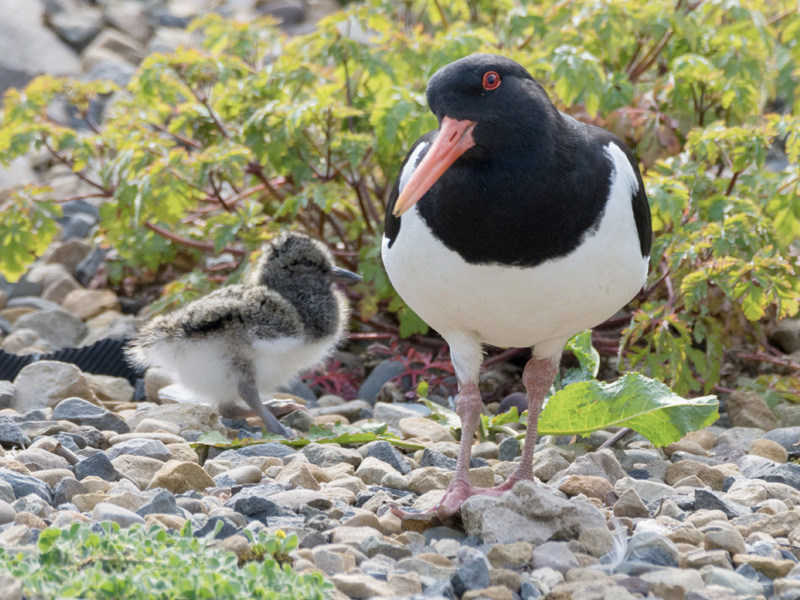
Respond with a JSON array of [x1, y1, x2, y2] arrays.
[[125, 232, 351, 414]]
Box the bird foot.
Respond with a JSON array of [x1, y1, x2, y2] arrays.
[[391, 474, 533, 520]]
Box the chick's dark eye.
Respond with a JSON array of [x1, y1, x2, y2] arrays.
[[482, 71, 500, 91], [299, 258, 315, 268]]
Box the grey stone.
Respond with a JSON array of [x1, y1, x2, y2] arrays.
[[357, 360, 406, 403], [74, 452, 116, 482], [424, 579, 456, 599], [302, 442, 361, 467], [92, 502, 145, 527], [13, 360, 95, 412], [373, 401, 430, 428], [498, 437, 520, 461], [726, 391, 779, 431], [53, 477, 86, 507], [519, 581, 543, 600], [694, 489, 750, 518], [0, 499, 16, 525], [702, 567, 765, 595], [102, 0, 152, 44], [451, 556, 490, 598], [13, 310, 87, 348], [15, 447, 70, 471], [136, 489, 181, 517], [279, 409, 313, 432], [717, 427, 765, 453], [49, 7, 103, 50], [0, 381, 15, 410], [760, 427, 800, 454], [211, 442, 295, 465], [0, 480, 15, 503], [0, 468, 52, 503], [193, 515, 240, 539], [0, 415, 30, 448], [224, 484, 294, 519], [739, 455, 800, 491], [82, 28, 144, 67], [461, 480, 606, 545], [106, 438, 172, 462], [770, 319, 800, 354], [360, 536, 412, 560], [530, 541, 579, 574], [363, 440, 412, 475], [52, 397, 129, 434], [419, 448, 485, 471], [560, 449, 626, 483], [12, 493, 49, 516], [625, 532, 679, 567], [0, 0, 80, 97]]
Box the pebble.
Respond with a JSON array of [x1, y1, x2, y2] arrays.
[[625, 532, 680, 567], [92, 502, 145, 527]]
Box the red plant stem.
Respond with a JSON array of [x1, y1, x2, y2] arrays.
[[483, 348, 526, 368], [144, 222, 247, 256], [738, 352, 800, 371]]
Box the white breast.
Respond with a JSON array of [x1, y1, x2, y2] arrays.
[[145, 334, 339, 407], [382, 142, 649, 359]]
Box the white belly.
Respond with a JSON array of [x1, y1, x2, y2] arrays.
[[147, 335, 337, 406], [382, 143, 649, 358]]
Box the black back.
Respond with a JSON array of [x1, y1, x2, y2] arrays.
[[384, 54, 652, 266]]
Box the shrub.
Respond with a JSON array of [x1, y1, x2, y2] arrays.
[[1, 0, 798, 396]]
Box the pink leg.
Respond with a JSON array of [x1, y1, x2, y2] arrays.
[[392, 355, 560, 520], [491, 355, 560, 492]]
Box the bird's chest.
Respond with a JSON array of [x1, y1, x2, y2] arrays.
[[381, 159, 648, 350], [250, 335, 337, 387]]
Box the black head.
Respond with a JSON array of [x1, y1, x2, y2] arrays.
[[252, 232, 359, 292], [426, 54, 556, 155]]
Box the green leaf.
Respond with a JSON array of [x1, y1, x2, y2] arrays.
[[564, 330, 600, 378], [538, 373, 719, 446]]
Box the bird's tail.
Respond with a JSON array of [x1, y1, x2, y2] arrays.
[[124, 317, 181, 369]]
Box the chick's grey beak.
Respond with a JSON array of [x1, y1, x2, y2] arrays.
[[331, 266, 362, 283]]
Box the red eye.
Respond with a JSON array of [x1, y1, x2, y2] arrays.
[[482, 71, 501, 91]]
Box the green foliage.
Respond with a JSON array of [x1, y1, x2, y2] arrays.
[[424, 371, 719, 448], [192, 421, 425, 452], [0, 521, 332, 600], [537, 373, 719, 446], [1, 0, 798, 396]]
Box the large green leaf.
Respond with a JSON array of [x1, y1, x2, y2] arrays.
[[192, 422, 425, 451], [538, 372, 719, 446]]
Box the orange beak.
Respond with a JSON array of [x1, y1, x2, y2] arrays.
[[392, 117, 477, 217]]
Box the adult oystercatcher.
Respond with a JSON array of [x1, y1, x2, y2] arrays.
[[127, 232, 361, 437], [382, 54, 652, 517]]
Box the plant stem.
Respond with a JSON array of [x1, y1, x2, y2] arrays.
[[144, 222, 246, 256]]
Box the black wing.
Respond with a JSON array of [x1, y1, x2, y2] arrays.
[[383, 131, 437, 247]]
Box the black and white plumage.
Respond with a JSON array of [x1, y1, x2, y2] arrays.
[[382, 54, 652, 517], [127, 232, 361, 438]]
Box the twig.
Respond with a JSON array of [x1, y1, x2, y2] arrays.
[[725, 170, 741, 196], [246, 162, 286, 202], [738, 352, 800, 372], [432, 0, 449, 30], [144, 222, 246, 256], [483, 348, 526, 368], [40, 136, 112, 196], [148, 122, 203, 149], [175, 72, 230, 139]]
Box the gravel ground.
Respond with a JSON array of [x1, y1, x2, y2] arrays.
[[5, 343, 800, 600], [5, 2, 800, 600]]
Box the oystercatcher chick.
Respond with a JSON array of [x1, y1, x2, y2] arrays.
[[382, 54, 652, 517], [127, 232, 361, 438]]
